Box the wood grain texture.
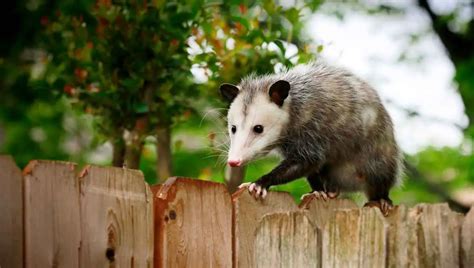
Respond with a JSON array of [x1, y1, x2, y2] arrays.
[[322, 208, 387, 268], [0, 156, 23, 268], [254, 211, 321, 268], [322, 209, 360, 267], [300, 196, 357, 229], [23, 160, 80, 268], [152, 177, 232, 268], [462, 206, 474, 267], [385, 205, 416, 268], [79, 165, 153, 268], [232, 188, 298, 268], [358, 208, 388, 268], [412, 203, 463, 268]]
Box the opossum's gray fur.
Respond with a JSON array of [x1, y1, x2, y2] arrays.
[[237, 61, 403, 198]]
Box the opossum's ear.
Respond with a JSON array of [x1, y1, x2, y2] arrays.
[[220, 83, 239, 102], [269, 80, 290, 107]]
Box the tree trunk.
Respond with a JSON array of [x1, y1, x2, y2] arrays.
[[111, 136, 126, 167], [124, 127, 145, 170], [225, 166, 246, 193], [124, 141, 143, 170], [156, 126, 172, 182]]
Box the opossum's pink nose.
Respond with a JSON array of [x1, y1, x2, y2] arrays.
[[228, 160, 242, 167]]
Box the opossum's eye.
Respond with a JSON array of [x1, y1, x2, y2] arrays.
[[253, 125, 264, 134], [231, 125, 237, 134]]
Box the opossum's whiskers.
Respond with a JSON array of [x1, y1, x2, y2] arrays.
[[199, 107, 228, 127]]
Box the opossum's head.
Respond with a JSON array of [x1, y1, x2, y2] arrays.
[[220, 80, 291, 167]]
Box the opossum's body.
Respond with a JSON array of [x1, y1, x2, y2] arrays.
[[220, 62, 402, 213]]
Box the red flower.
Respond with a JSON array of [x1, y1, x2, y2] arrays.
[[239, 4, 247, 14], [74, 68, 88, 80], [63, 85, 76, 96], [170, 39, 179, 47], [40, 16, 49, 26]]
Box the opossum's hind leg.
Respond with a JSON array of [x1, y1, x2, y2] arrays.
[[364, 168, 396, 216], [302, 171, 339, 201]]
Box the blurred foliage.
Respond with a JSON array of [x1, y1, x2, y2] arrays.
[[1, 0, 473, 207], [0, 0, 96, 167], [34, 0, 319, 173]]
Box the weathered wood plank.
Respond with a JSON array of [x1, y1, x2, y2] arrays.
[[152, 177, 232, 268], [358, 208, 388, 268], [79, 165, 153, 267], [322, 209, 360, 267], [462, 206, 474, 267], [0, 156, 23, 268], [322, 207, 387, 268], [385, 205, 416, 268], [300, 196, 357, 228], [254, 211, 321, 268], [232, 188, 298, 268], [413, 203, 463, 268], [23, 160, 80, 268]]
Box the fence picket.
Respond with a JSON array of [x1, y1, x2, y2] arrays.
[[152, 177, 232, 268], [0, 156, 24, 268], [254, 211, 321, 268], [462, 206, 474, 267], [300, 197, 357, 228], [23, 160, 80, 268], [232, 188, 298, 268], [412, 203, 464, 268], [79, 165, 153, 267]]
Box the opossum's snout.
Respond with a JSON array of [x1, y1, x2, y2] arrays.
[[227, 159, 242, 167]]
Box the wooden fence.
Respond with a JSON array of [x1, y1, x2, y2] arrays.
[[1, 156, 473, 267]]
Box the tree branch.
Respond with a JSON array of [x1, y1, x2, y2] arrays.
[[403, 159, 469, 213], [417, 0, 472, 63]]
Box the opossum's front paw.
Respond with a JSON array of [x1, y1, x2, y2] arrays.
[[238, 182, 268, 199], [364, 199, 393, 216], [300, 190, 339, 201]]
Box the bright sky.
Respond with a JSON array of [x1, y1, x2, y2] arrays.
[[306, 1, 468, 154]]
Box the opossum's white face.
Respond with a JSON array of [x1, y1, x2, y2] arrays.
[[220, 81, 291, 167]]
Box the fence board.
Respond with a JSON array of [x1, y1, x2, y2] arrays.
[[79, 165, 153, 268], [358, 208, 388, 267], [462, 206, 474, 267], [254, 211, 321, 268], [152, 177, 232, 268], [413, 203, 463, 268], [322, 208, 387, 268], [385, 205, 416, 268], [0, 156, 23, 268], [23, 160, 80, 268], [232, 188, 298, 268], [322, 209, 360, 267], [300, 196, 357, 228]]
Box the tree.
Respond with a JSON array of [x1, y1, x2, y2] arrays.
[[417, 0, 474, 137], [41, 0, 211, 180], [40, 0, 319, 185]]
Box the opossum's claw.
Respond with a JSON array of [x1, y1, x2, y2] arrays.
[[261, 188, 268, 198], [301, 190, 339, 201], [238, 182, 252, 189], [252, 183, 267, 199], [364, 199, 393, 216], [239, 182, 267, 200]]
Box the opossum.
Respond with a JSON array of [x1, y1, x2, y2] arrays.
[[220, 62, 402, 215]]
